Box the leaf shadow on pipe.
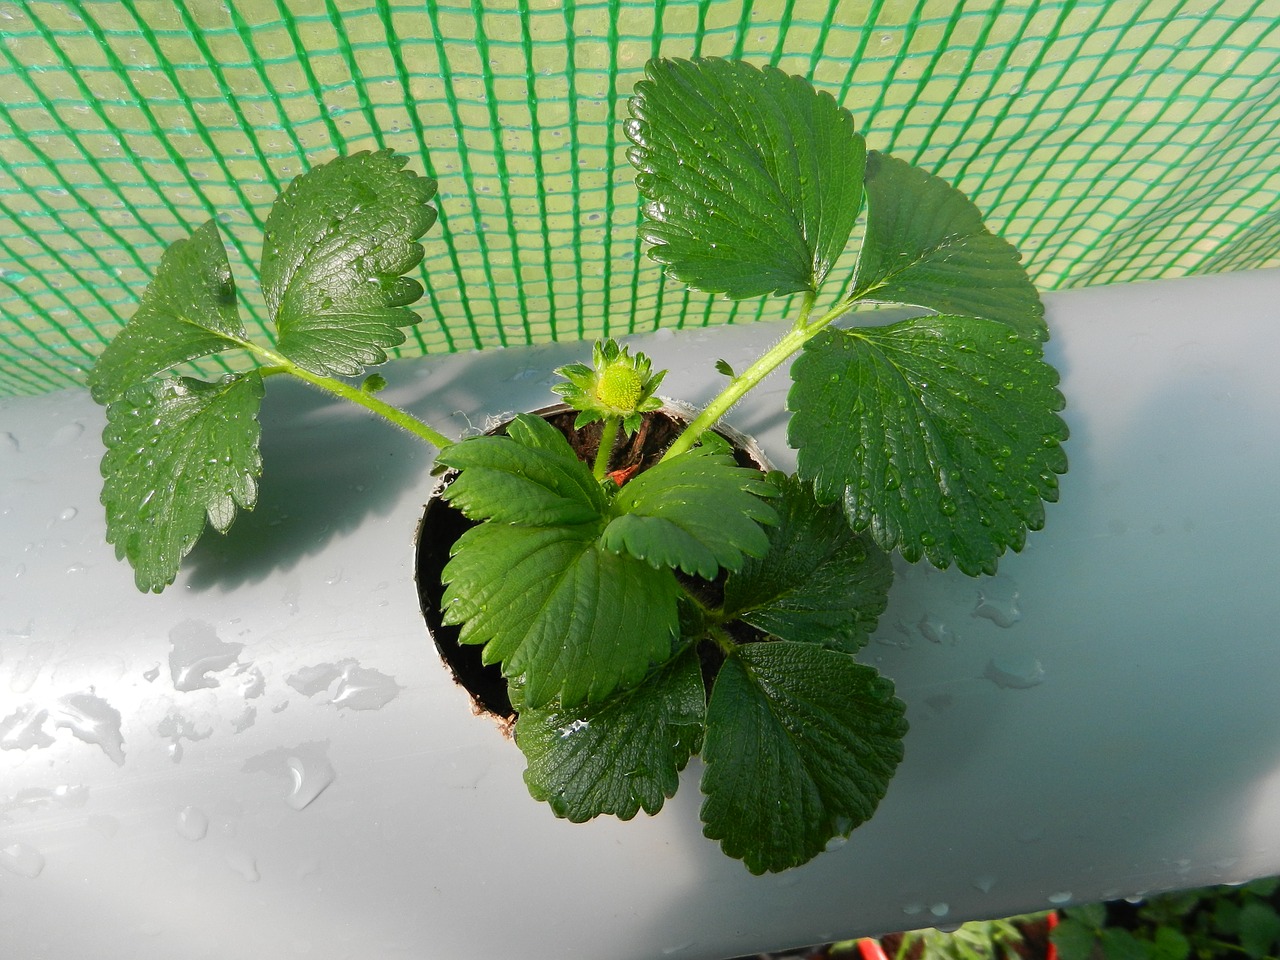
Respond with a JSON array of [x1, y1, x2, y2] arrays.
[[179, 375, 431, 591]]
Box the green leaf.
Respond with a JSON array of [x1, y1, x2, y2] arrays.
[[851, 151, 1046, 342], [1237, 900, 1280, 959], [1149, 926, 1191, 960], [514, 648, 705, 822], [1215, 899, 1242, 936], [789, 319, 1069, 575], [723, 472, 893, 652], [89, 220, 245, 405], [441, 523, 682, 709], [700, 641, 907, 874], [1068, 902, 1109, 932], [262, 149, 438, 377], [1099, 929, 1155, 960], [100, 373, 264, 593], [1050, 920, 1102, 960], [602, 443, 777, 578], [360, 373, 388, 394], [626, 57, 865, 299], [436, 414, 607, 527], [1246, 878, 1280, 898]]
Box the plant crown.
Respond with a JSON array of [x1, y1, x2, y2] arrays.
[[89, 57, 1067, 874]]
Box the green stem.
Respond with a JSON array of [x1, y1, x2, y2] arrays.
[[662, 291, 855, 461], [593, 416, 621, 481], [795, 289, 817, 329], [242, 341, 454, 451], [1201, 938, 1273, 959], [708, 625, 736, 656]]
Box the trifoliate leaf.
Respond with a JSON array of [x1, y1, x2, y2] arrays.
[[715, 359, 735, 378], [436, 414, 606, 527], [602, 444, 777, 579], [89, 220, 245, 405], [851, 152, 1046, 341], [514, 648, 705, 822], [723, 473, 893, 652], [789, 319, 1068, 575], [626, 57, 865, 299], [100, 373, 264, 593], [700, 641, 907, 874], [441, 523, 682, 709], [262, 149, 438, 377]]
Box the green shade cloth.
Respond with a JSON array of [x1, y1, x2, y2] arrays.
[[1, 0, 1277, 397]]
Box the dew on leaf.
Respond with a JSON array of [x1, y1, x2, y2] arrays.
[[557, 718, 590, 740]]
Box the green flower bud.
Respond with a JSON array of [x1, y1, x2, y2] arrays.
[[597, 361, 644, 411], [551, 338, 667, 437]]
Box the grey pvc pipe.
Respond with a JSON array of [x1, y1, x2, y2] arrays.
[[3, 268, 1280, 959]]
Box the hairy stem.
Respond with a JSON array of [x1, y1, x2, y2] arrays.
[[593, 417, 621, 481], [708, 625, 737, 656], [662, 291, 856, 461], [244, 342, 454, 450]]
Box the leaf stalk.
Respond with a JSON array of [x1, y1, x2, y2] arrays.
[[241, 341, 454, 451], [662, 292, 857, 461]]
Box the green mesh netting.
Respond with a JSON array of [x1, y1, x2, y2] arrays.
[[1, 0, 1277, 397]]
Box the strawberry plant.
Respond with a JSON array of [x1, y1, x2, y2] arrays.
[[1055, 879, 1280, 960], [88, 57, 1067, 873]]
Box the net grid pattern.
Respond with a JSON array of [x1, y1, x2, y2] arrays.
[[0, 0, 1277, 396]]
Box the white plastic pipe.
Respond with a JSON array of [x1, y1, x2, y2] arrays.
[[2, 269, 1280, 959]]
